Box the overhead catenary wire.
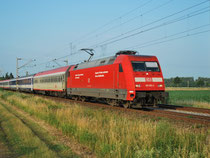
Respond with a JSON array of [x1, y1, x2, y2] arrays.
[[30, 49, 83, 71], [125, 24, 210, 49], [72, 0, 154, 45], [90, 6, 210, 48], [76, 0, 174, 45], [133, 29, 210, 49], [89, 0, 209, 48], [91, 28, 210, 59]]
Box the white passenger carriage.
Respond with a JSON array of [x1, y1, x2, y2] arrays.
[[33, 66, 71, 96]]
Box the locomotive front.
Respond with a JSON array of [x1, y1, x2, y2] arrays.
[[115, 51, 168, 107]]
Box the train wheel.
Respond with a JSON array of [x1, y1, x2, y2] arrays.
[[72, 96, 78, 101], [153, 99, 158, 107], [123, 102, 131, 108], [107, 99, 118, 106], [80, 96, 86, 102]]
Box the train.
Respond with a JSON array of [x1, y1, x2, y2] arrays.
[[0, 50, 168, 108]]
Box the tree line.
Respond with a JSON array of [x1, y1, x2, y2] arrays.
[[0, 72, 14, 80], [164, 77, 210, 87]]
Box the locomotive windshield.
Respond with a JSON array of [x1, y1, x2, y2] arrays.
[[132, 61, 160, 72]]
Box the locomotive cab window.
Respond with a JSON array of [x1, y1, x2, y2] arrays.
[[145, 62, 159, 72], [132, 61, 145, 72], [132, 61, 160, 72]]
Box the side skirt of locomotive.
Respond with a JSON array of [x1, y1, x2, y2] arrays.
[[67, 87, 128, 106], [67, 88, 169, 108], [67, 88, 127, 100]]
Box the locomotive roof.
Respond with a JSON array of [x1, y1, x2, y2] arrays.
[[73, 56, 116, 70], [73, 53, 156, 70]]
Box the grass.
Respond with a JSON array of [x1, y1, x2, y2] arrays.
[[0, 93, 77, 157], [0, 102, 58, 157], [168, 90, 210, 109], [0, 90, 209, 158], [166, 87, 210, 91]]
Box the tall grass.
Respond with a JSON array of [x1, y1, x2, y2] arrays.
[[0, 90, 209, 158]]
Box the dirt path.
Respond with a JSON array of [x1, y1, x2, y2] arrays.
[[2, 100, 96, 158]]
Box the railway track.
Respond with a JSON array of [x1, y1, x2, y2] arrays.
[[6, 91, 210, 126], [158, 104, 210, 114], [37, 94, 210, 126], [142, 107, 210, 125]]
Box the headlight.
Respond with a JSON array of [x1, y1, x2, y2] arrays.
[[135, 84, 141, 88]]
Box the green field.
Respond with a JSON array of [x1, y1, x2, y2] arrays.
[[168, 90, 210, 109], [0, 89, 209, 158]]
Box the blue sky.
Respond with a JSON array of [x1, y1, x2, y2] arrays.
[[0, 0, 209, 78]]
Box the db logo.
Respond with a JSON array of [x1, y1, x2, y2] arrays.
[[146, 77, 152, 82]]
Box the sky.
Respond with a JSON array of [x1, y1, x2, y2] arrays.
[[0, 0, 210, 79]]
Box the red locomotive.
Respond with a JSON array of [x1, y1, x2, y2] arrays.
[[0, 50, 168, 108], [67, 50, 168, 108]]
